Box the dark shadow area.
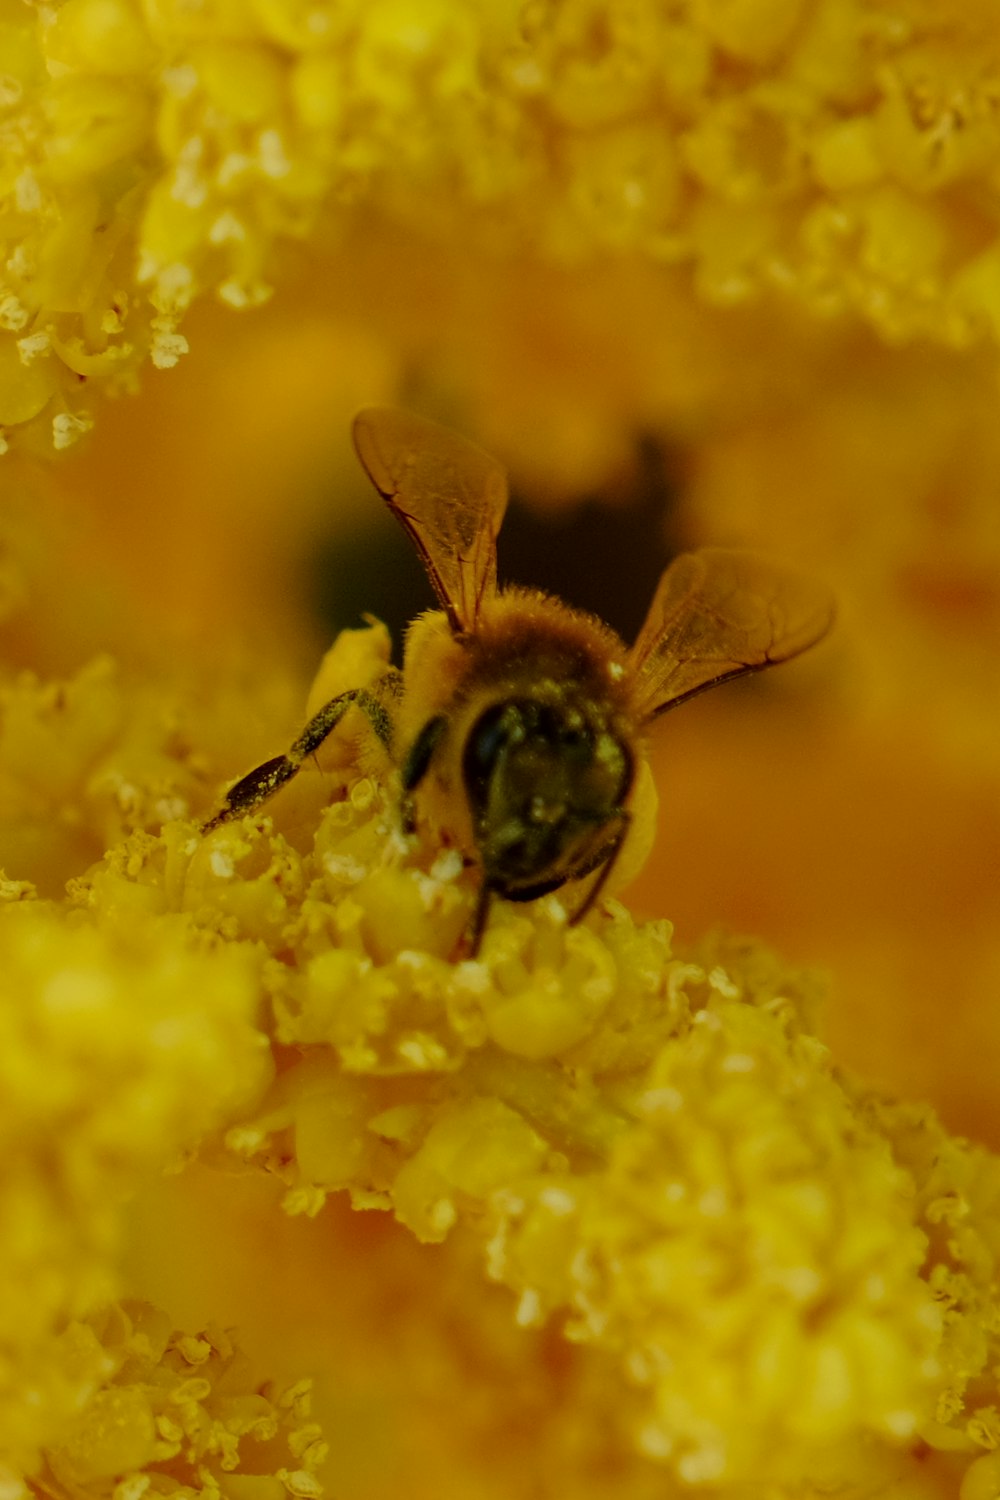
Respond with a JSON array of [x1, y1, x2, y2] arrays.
[[305, 433, 681, 655]]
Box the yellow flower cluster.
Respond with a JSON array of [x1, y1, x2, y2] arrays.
[[0, 884, 270, 1472], [0, 619, 976, 1494], [33, 1299, 326, 1500], [4, 0, 1000, 450]]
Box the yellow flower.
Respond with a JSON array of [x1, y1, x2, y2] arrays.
[[0, 886, 270, 1472], [0, 603, 988, 1495], [0, 3, 999, 1496], [5, 0, 1000, 448]]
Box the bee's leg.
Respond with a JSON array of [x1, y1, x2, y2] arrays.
[[568, 811, 631, 927], [204, 678, 397, 830], [202, 752, 302, 830], [398, 714, 447, 834], [466, 881, 494, 959]]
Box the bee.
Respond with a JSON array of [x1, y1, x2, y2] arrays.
[[206, 408, 833, 952]]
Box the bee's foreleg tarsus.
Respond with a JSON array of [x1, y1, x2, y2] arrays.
[[204, 679, 397, 830], [568, 811, 632, 927], [202, 754, 300, 830]]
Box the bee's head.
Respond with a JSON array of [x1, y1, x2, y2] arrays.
[[461, 694, 633, 898]]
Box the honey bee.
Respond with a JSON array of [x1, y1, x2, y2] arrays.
[[206, 408, 833, 951]]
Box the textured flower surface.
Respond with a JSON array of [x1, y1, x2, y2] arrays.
[[5, 0, 1000, 449], [0, 867, 272, 1471], [37, 1299, 327, 1500], [0, 600, 995, 1498]]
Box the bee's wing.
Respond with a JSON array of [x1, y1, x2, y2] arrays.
[[629, 548, 834, 722], [352, 408, 508, 635]]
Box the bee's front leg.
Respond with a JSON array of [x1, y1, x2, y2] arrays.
[[398, 714, 448, 834], [466, 881, 495, 959], [204, 675, 399, 830], [568, 811, 632, 926]]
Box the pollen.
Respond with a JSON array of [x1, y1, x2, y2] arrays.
[[37, 1302, 327, 1496]]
